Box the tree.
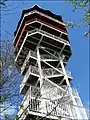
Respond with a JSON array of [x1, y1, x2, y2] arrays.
[[65, 0, 90, 36], [0, 41, 23, 119], [0, 0, 26, 119], [0, 1, 24, 119], [0, 0, 7, 7]]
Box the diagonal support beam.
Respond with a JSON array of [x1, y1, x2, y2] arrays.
[[59, 76, 66, 86], [41, 59, 63, 75], [44, 77, 65, 92], [60, 44, 66, 54]]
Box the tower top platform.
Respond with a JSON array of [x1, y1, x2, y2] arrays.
[[14, 5, 64, 36], [14, 5, 72, 72]]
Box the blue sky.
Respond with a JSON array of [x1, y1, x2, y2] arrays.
[[1, 0, 89, 115]]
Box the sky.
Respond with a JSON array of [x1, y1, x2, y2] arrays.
[[1, 0, 89, 117]]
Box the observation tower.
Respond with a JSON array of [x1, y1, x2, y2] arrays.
[[14, 5, 88, 120]]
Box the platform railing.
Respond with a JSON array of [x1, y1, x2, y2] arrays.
[[22, 86, 40, 102], [41, 54, 57, 60], [22, 65, 72, 86], [30, 50, 37, 58], [42, 68, 72, 78], [20, 84, 90, 119], [20, 65, 39, 90], [72, 88, 79, 97], [21, 95, 89, 120], [28, 28, 38, 35], [19, 94, 75, 119], [24, 65, 39, 78], [22, 65, 31, 83], [29, 65, 72, 78], [18, 94, 89, 120], [21, 51, 31, 74], [29, 50, 58, 60], [29, 50, 67, 63], [19, 85, 88, 119], [42, 68, 60, 76], [29, 98, 71, 116], [20, 65, 72, 92], [21, 50, 37, 74], [38, 29, 69, 44], [62, 86, 79, 97], [30, 65, 39, 75], [28, 28, 69, 45]]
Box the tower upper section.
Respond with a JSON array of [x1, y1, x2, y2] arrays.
[[14, 5, 72, 71]]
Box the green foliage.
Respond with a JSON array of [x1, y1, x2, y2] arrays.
[[65, 0, 90, 36], [29, 118, 33, 120], [15, 115, 19, 120], [58, 116, 62, 120], [84, 8, 90, 25], [4, 114, 10, 120], [0, 77, 4, 84], [0, 94, 8, 104], [65, 0, 90, 23], [0, 0, 7, 7]]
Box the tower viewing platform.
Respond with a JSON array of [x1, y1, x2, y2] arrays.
[[14, 5, 71, 72]]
